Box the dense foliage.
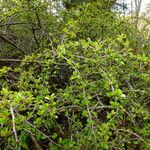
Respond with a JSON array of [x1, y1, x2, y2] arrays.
[[0, 0, 150, 149]]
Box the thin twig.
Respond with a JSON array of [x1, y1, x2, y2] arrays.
[[0, 59, 22, 62], [0, 58, 42, 64], [0, 22, 25, 28], [0, 34, 26, 55], [87, 104, 98, 149], [113, 128, 146, 144], [10, 104, 19, 144], [25, 120, 60, 147]]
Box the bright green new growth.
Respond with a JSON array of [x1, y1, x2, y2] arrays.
[[0, 0, 150, 149]]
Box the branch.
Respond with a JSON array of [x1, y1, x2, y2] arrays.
[[25, 120, 60, 147], [0, 59, 22, 62], [35, 12, 42, 29], [10, 104, 19, 144], [112, 128, 146, 143], [30, 134, 43, 150], [0, 34, 26, 54], [0, 59, 42, 64], [31, 27, 40, 48], [0, 22, 25, 28]]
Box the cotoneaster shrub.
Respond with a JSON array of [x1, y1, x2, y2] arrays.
[[0, 35, 150, 149]]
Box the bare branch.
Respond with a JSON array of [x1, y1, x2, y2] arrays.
[[113, 128, 146, 144], [10, 104, 19, 144], [25, 120, 60, 147], [0, 22, 25, 28], [0, 34, 26, 54], [0, 59, 23, 62]]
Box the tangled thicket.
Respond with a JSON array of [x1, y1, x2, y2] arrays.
[[0, 0, 150, 149]]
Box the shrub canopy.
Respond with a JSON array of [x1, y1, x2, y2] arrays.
[[0, 0, 150, 149]]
